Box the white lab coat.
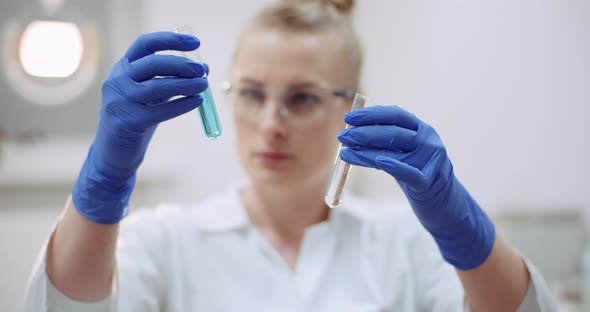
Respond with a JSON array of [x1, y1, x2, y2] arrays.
[[25, 187, 557, 311]]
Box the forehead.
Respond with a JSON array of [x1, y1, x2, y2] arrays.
[[232, 29, 354, 87]]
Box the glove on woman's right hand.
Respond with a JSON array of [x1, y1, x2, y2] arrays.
[[72, 32, 209, 224]]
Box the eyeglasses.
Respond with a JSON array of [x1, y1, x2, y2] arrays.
[[222, 80, 356, 127]]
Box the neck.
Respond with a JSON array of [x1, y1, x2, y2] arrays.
[[241, 178, 330, 241]]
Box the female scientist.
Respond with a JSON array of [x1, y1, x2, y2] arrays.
[[26, 0, 556, 311]]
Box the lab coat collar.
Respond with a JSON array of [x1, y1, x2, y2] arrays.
[[189, 187, 250, 232]]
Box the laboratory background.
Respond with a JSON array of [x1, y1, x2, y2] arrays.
[[0, 0, 588, 311]]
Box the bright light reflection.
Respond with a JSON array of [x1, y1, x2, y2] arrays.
[[19, 20, 84, 78]]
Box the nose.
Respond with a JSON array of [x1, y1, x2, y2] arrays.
[[258, 98, 288, 137]]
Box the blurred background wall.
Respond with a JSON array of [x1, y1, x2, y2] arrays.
[[0, 0, 588, 310]]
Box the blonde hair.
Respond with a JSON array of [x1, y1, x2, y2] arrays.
[[236, 0, 363, 87]]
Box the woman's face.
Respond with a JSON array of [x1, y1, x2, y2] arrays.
[[231, 29, 357, 189]]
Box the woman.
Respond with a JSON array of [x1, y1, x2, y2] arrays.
[[26, 0, 556, 311]]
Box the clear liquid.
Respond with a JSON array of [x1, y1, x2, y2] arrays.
[[198, 87, 222, 139], [324, 94, 370, 208], [325, 148, 351, 208]]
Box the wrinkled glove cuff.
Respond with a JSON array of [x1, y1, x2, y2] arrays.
[[431, 190, 496, 270], [71, 150, 134, 224], [407, 171, 496, 270]]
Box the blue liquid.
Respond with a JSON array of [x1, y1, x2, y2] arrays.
[[198, 87, 222, 139]]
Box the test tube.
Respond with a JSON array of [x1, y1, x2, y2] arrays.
[[325, 93, 370, 208], [175, 25, 222, 139]]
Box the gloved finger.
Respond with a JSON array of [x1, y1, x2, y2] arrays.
[[340, 148, 429, 191], [129, 77, 208, 106], [203, 63, 209, 76], [128, 54, 206, 82], [338, 125, 419, 152], [138, 95, 203, 126], [375, 156, 430, 191], [344, 105, 420, 131], [340, 148, 396, 169], [125, 32, 200, 63]]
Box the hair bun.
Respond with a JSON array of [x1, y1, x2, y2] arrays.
[[323, 0, 355, 14]]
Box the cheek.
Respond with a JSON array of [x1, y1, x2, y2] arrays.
[[299, 118, 345, 167], [233, 116, 252, 160]]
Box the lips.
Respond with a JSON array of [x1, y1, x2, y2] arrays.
[[256, 151, 292, 164]]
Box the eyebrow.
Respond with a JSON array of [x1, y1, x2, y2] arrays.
[[288, 82, 324, 89], [237, 78, 263, 86], [237, 78, 325, 90]]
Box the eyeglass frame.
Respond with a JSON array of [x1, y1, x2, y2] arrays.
[[221, 80, 357, 126]]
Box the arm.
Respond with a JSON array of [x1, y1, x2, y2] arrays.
[[456, 233, 530, 311], [338, 105, 553, 311], [46, 197, 119, 301], [41, 31, 208, 302], [405, 215, 533, 311]]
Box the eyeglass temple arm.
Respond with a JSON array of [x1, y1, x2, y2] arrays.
[[333, 90, 357, 99]]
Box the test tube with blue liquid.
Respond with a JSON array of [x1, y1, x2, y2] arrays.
[[176, 25, 222, 139]]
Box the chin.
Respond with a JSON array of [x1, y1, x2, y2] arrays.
[[248, 163, 331, 191], [251, 166, 297, 186]]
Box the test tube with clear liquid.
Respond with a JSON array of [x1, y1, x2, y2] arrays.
[[325, 94, 370, 208], [175, 25, 222, 139]]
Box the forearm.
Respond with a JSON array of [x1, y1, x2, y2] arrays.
[[457, 233, 530, 312], [46, 195, 119, 301]]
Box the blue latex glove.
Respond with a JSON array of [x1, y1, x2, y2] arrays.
[[338, 105, 495, 270], [72, 32, 208, 224]]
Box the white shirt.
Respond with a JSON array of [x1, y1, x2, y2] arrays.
[[25, 187, 557, 311]]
